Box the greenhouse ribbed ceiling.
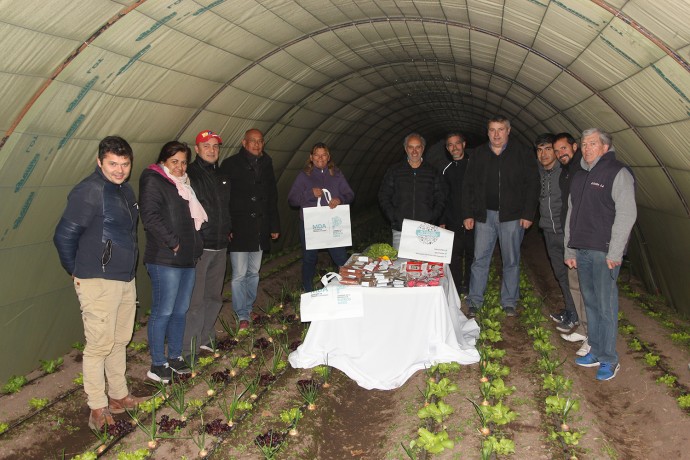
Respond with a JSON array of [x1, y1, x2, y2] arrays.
[[1, 0, 690, 381]]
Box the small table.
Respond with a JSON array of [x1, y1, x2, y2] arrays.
[[288, 271, 480, 390]]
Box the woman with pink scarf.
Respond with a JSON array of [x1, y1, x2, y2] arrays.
[[140, 141, 206, 383]]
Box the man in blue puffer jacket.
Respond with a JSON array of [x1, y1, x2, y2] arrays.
[[54, 136, 144, 430]]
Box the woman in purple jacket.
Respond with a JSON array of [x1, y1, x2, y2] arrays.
[[288, 143, 355, 292]]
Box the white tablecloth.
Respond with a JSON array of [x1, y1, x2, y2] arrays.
[[288, 272, 480, 390]]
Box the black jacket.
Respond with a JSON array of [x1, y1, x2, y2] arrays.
[[139, 165, 203, 267], [220, 148, 281, 251], [378, 160, 445, 231], [461, 141, 539, 223], [54, 168, 138, 281], [187, 157, 232, 250], [440, 156, 469, 230], [559, 150, 583, 230]]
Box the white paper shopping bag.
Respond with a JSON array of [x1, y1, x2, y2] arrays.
[[299, 284, 364, 322], [398, 219, 454, 263], [302, 189, 352, 250]]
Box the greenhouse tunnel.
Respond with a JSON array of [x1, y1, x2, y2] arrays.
[[1, 0, 689, 383]]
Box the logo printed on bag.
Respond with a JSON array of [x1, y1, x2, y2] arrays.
[[312, 223, 328, 232], [415, 222, 440, 245]]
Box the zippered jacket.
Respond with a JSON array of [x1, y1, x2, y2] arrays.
[[440, 156, 470, 229], [54, 167, 138, 281], [220, 148, 281, 251], [461, 141, 539, 223], [378, 160, 445, 231], [565, 150, 636, 262], [187, 157, 231, 250], [538, 161, 563, 233], [139, 165, 203, 267], [288, 167, 354, 219], [559, 150, 583, 230]]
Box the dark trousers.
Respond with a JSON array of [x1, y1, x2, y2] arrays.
[[183, 249, 227, 355], [543, 230, 577, 320], [448, 224, 474, 294], [298, 221, 349, 292]]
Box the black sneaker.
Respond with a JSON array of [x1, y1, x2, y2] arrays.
[[555, 320, 577, 333], [467, 307, 478, 318], [167, 357, 191, 374], [147, 364, 173, 383], [504, 307, 517, 317], [550, 309, 567, 323]]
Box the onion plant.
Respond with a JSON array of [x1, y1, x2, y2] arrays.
[[279, 407, 303, 436], [218, 383, 247, 427]]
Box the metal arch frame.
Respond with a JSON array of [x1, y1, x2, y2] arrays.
[[176, 16, 688, 213], [2, 3, 687, 214]]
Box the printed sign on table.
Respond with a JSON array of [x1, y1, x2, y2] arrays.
[[398, 219, 454, 264], [299, 284, 364, 322]]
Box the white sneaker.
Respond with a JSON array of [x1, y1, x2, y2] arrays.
[[576, 339, 590, 357], [199, 345, 214, 352], [561, 332, 587, 342]]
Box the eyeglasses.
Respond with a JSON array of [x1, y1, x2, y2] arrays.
[[246, 138, 264, 145]]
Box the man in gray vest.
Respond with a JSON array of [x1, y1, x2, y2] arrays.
[[565, 128, 636, 381]]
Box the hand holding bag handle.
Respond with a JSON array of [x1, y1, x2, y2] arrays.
[[317, 188, 332, 207]]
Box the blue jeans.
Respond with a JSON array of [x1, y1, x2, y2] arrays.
[[468, 211, 524, 310], [299, 221, 349, 292], [146, 264, 196, 366], [576, 249, 620, 365], [230, 251, 262, 321]]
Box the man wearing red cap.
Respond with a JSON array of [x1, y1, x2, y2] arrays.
[[182, 130, 232, 358]]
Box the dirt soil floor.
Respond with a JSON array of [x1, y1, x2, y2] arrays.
[[1, 228, 690, 459]]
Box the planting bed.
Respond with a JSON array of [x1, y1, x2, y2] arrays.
[[1, 228, 690, 459]]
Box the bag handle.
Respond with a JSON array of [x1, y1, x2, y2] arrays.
[[320, 271, 342, 286], [317, 188, 332, 207]]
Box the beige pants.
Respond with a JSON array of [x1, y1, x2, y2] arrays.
[[74, 277, 136, 409], [568, 268, 587, 334]]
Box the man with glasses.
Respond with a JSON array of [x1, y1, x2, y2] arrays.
[[220, 129, 280, 329], [182, 130, 232, 358], [54, 136, 144, 430]]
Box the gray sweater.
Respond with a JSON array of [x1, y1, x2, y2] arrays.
[[538, 161, 564, 233]]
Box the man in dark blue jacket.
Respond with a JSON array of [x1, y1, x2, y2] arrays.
[[53, 136, 144, 430], [462, 115, 539, 317]]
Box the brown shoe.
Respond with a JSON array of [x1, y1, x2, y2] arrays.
[[109, 394, 147, 414], [239, 320, 250, 330], [88, 407, 114, 430]]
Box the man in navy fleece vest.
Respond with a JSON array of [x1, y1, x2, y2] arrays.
[[564, 128, 636, 381]]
